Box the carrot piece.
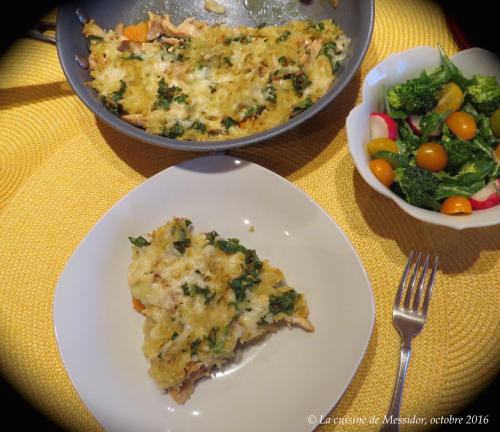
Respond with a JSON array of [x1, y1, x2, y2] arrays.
[[132, 297, 146, 312], [123, 21, 149, 42]]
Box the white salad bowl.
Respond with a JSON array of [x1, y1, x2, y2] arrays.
[[347, 46, 500, 229]]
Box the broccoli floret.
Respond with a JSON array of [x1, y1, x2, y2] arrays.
[[394, 166, 440, 210], [387, 45, 472, 115], [465, 75, 500, 114], [387, 71, 439, 114], [441, 125, 478, 171], [441, 135, 476, 171]]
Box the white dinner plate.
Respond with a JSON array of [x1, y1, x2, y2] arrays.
[[54, 155, 374, 432]]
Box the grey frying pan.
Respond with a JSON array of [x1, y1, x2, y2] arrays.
[[32, 0, 374, 151]]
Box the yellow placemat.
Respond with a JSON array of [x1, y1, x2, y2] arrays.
[[1, 0, 499, 431]]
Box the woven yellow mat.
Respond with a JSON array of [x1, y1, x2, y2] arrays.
[[1, 0, 499, 430]]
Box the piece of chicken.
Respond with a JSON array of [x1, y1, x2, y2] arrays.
[[147, 12, 164, 41], [122, 114, 147, 128], [161, 16, 207, 38], [307, 39, 323, 60]]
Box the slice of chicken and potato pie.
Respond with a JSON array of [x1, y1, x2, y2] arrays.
[[128, 217, 314, 403]]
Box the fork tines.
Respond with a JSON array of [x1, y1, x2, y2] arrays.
[[395, 251, 439, 315]]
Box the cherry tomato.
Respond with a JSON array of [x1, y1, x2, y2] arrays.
[[416, 143, 448, 172], [435, 82, 464, 113], [445, 112, 477, 140], [494, 143, 500, 163], [440, 196, 472, 215], [369, 159, 394, 187], [491, 108, 500, 138], [367, 137, 398, 157]]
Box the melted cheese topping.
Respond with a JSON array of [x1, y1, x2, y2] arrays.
[[84, 15, 349, 141], [128, 218, 313, 400]]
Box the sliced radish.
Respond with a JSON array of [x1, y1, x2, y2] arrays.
[[469, 179, 500, 210], [407, 115, 422, 135], [407, 114, 441, 137], [471, 179, 500, 201], [370, 112, 397, 140]]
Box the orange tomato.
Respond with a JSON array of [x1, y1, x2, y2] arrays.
[[369, 159, 394, 187], [435, 82, 464, 113], [367, 137, 398, 157], [494, 144, 500, 163], [416, 143, 448, 172], [440, 196, 472, 215], [123, 21, 149, 42], [445, 112, 477, 140]]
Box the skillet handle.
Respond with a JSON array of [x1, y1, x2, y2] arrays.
[[27, 22, 56, 44]]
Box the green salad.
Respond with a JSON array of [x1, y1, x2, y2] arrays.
[[367, 46, 500, 214]]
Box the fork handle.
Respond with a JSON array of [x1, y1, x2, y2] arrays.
[[380, 342, 412, 432]]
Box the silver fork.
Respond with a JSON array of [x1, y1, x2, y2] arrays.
[[380, 251, 439, 432]]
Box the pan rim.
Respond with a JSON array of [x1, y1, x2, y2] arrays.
[[55, 0, 374, 152]]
